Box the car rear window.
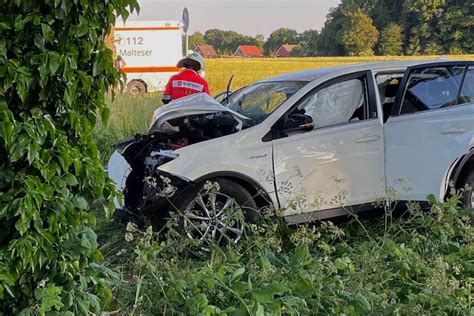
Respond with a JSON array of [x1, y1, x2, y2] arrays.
[[401, 66, 465, 114]]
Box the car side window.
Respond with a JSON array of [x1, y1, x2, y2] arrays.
[[400, 66, 465, 114], [295, 78, 367, 129], [459, 66, 474, 105]]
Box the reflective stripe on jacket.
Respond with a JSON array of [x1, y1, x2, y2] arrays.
[[162, 69, 210, 103]]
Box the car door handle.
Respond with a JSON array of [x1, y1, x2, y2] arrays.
[[441, 128, 466, 135], [353, 135, 380, 143]]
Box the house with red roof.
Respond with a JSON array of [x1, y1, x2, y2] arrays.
[[274, 44, 298, 57], [233, 45, 263, 57], [194, 45, 218, 58]]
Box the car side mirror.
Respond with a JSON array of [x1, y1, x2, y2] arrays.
[[281, 113, 314, 133]]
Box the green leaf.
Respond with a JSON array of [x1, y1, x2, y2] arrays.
[[230, 267, 245, 284], [352, 293, 371, 313], [41, 24, 54, 43], [35, 284, 64, 314], [73, 196, 88, 210], [186, 294, 208, 313], [252, 283, 286, 304], [231, 281, 249, 295], [48, 52, 61, 74], [0, 120, 14, 144], [293, 244, 311, 266], [0, 269, 15, 286], [427, 194, 437, 205], [76, 16, 89, 37], [2, 284, 15, 298], [34, 34, 45, 50], [64, 174, 78, 186]]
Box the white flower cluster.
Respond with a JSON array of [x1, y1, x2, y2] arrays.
[[203, 181, 220, 193]]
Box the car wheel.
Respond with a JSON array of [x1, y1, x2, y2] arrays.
[[127, 80, 146, 96], [174, 178, 257, 245], [461, 168, 474, 209]]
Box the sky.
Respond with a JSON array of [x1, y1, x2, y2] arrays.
[[129, 0, 341, 37]]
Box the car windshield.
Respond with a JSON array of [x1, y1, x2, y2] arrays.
[[225, 81, 307, 127]]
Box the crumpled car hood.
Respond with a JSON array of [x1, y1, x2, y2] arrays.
[[149, 93, 249, 133]]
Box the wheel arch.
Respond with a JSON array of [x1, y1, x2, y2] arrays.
[[193, 171, 274, 210], [445, 148, 474, 197]]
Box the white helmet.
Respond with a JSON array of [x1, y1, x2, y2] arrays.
[[177, 52, 205, 70]]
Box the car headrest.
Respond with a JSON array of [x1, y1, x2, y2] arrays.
[[385, 79, 400, 98]]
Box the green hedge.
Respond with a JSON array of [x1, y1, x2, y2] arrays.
[[0, 1, 138, 314]]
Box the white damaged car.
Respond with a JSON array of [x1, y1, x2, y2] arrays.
[[108, 60, 474, 243]]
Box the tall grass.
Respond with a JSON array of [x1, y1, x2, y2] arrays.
[[94, 93, 160, 163], [102, 93, 159, 137]]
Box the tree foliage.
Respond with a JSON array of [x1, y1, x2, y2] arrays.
[[341, 9, 379, 56], [317, 8, 350, 56], [0, 0, 138, 314], [292, 30, 320, 57], [204, 29, 257, 55], [255, 34, 265, 51], [378, 23, 404, 55], [263, 28, 299, 55], [318, 0, 473, 56], [188, 31, 206, 51]]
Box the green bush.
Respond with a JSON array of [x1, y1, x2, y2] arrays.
[[101, 195, 473, 315], [0, 1, 137, 314]]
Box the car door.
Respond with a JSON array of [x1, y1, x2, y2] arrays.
[[271, 71, 386, 222], [384, 62, 474, 202]]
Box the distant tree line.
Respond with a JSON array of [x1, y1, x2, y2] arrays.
[[318, 0, 473, 56], [188, 28, 319, 56], [189, 0, 473, 57]]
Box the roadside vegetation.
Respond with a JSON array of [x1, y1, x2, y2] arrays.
[[99, 194, 473, 314]]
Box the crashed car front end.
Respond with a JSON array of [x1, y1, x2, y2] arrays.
[[108, 137, 191, 216], [107, 93, 248, 221]]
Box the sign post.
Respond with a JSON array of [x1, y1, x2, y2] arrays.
[[182, 7, 190, 55]]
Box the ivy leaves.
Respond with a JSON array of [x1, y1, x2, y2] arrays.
[[0, 0, 138, 314]]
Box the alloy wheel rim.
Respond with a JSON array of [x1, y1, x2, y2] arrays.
[[182, 192, 245, 245]]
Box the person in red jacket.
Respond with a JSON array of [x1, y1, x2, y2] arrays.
[[162, 53, 210, 104]]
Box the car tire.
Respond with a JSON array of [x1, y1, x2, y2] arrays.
[[461, 167, 474, 209], [173, 178, 257, 245], [127, 80, 147, 96]]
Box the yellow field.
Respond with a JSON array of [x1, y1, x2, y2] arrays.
[[205, 55, 474, 93]]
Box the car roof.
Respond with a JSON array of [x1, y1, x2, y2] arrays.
[[262, 60, 460, 82]]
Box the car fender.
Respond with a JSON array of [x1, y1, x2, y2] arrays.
[[156, 126, 278, 206]]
